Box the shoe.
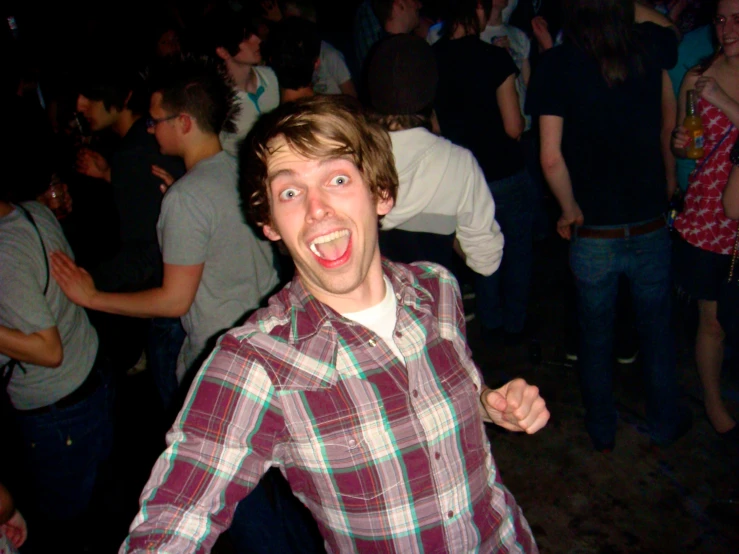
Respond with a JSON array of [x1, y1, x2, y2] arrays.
[[126, 351, 147, 376], [616, 349, 639, 364]]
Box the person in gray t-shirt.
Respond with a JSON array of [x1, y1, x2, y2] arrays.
[[157, 151, 277, 380], [0, 201, 98, 409], [51, 57, 278, 386]]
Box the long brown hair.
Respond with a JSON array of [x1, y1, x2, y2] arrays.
[[563, 0, 643, 86]]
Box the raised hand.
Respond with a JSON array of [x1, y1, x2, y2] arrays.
[[76, 148, 111, 182], [481, 378, 550, 434]]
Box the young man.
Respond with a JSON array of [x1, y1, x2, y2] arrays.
[[76, 65, 186, 292], [204, 9, 280, 155], [121, 95, 548, 553], [51, 57, 279, 394], [76, 65, 188, 380]]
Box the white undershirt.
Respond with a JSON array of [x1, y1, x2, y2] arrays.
[[342, 276, 405, 364]]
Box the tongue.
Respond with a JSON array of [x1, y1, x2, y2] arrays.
[[315, 234, 350, 261]]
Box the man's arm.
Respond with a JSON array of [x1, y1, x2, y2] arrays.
[[122, 336, 279, 552], [539, 115, 583, 240], [0, 325, 62, 367], [51, 252, 203, 318]]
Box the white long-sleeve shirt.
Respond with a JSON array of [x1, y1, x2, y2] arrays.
[[382, 127, 504, 276]]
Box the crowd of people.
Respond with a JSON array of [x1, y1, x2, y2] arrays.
[[0, 0, 736, 552]]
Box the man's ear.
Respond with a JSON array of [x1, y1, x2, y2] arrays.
[[123, 90, 133, 110], [262, 223, 282, 242], [376, 191, 394, 216], [215, 46, 231, 61]]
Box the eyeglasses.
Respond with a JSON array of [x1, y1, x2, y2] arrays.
[[146, 114, 179, 129]]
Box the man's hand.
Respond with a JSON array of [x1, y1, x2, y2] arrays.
[[50, 252, 99, 308], [1, 509, 27, 548], [557, 202, 584, 240], [76, 148, 111, 182], [492, 36, 511, 52], [481, 378, 550, 434], [152, 165, 176, 194]]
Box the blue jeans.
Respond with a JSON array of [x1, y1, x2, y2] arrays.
[[228, 470, 324, 554], [476, 170, 535, 333], [147, 317, 186, 413], [570, 225, 679, 447], [12, 364, 115, 523]]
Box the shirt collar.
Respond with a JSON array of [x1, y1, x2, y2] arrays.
[[283, 258, 434, 344]]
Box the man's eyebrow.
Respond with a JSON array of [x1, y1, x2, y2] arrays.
[[267, 169, 295, 185]]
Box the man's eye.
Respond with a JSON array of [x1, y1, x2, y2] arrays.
[[330, 175, 349, 186], [279, 188, 299, 200]]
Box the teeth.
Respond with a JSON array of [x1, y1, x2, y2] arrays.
[[309, 230, 349, 259]]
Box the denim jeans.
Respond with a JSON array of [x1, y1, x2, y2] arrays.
[[12, 364, 115, 525], [147, 317, 186, 413], [570, 224, 679, 447], [228, 470, 324, 554], [476, 170, 535, 333]]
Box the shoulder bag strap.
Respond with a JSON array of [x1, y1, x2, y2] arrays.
[[16, 204, 50, 295], [2, 204, 50, 387]]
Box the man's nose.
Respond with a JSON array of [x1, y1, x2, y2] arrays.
[[306, 188, 333, 221]]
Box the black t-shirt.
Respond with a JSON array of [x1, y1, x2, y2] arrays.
[[433, 35, 524, 182], [526, 23, 678, 225]]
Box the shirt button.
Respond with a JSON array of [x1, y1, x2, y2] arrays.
[[395, 331, 402, 338], [348, 439, 357, 448], [447, 511, 454, 519], [434, 452, 441, 460], [412, 389, 418, 398], [368, 339, 377, 347], [395, 293, 402, 301]]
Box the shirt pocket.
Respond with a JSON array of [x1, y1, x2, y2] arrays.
[[283, 381, 422, 510]]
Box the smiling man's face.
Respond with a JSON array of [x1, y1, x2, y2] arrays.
[[262, 136, 393, 312]]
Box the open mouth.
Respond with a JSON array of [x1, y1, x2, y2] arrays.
[[309, 229, 352, 267]]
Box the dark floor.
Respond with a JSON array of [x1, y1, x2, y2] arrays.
[[110, 233, 739, 554]]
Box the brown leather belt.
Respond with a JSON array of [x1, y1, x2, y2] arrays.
[[17, 367, 101, 416], [575, 217, 665, 239]]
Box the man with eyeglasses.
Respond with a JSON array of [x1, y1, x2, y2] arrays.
[[55, 57, 279, 407]]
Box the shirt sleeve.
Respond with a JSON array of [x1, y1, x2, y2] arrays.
[[525, 48, 567, 117], [454, 151, 504, 277], [323, 42, 352, 85], [158, 186, 212, 266], [489, 45, 519, 89], [121, 334, 283, 553]]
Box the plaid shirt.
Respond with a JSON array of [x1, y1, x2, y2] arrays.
[[122, 261, 537, 553]]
